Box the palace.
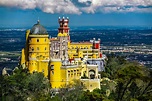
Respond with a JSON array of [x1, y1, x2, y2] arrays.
[[21, 17, 106, 91]]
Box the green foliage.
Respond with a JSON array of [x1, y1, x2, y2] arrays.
[[100, 78, 117, 99], [0, 68, 51, 101], [53, 79, 84, 101], [0, 55, 152, 101], [101, 56, 127, 79], [79, 90, 104, 101], [101, 56, 152, 101]]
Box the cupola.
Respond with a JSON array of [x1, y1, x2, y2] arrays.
[[30, 20, 48, 35]]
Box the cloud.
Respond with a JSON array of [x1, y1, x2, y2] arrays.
[[79, 0, 152, 13], [0, 0, 81, 14], [0, 0, 152, 14]]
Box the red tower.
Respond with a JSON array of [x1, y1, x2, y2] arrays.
[[58, 17, 69, 33], [93, 38, 100, 49]]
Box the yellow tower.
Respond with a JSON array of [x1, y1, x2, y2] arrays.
[[49, 59, 62, 88], [22, 20, 50, 77]]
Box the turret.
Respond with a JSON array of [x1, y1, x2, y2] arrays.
[[27, 20, 50, 77], [57, 17, 69, 60], [93, 38, 100, 49], [58, 17, 69, 33]]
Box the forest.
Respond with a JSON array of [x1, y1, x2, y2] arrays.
[[0, 55, 152, 101]]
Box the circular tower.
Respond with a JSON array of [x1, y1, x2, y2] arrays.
[[27, 20, 50, 77]]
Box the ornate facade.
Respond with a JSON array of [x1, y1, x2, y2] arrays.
[[21, 17, 106, 91]]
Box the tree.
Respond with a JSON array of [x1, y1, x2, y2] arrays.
[[101, 56, 126, 79], [112, 61, 152, 101], [0, 68, 51, 101], [101, 56, 152, 101], [54, 79, 84, 101]]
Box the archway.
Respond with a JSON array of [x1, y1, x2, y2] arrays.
[[89, 70, 95, 79]]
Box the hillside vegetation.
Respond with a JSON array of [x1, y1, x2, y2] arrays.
[[0, 56, 152, 101]]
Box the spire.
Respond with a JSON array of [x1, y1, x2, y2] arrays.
[[37, 20, 40, 24]]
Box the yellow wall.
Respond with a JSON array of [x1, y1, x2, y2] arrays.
[[60, 69, 67, 87], [81, 79, 101, 92], [21, 48, 25, 65], [66, 67, 82, 81], [68, 43, 92, 49], [37, 61, 49, 77], [26, 30, 30, 41], [24, 30, 30, 66], [21, 30, 50, 78], [50, 59, 62, 88], [68, 43, 100, 59], [28, 34, 49, 77], [28, 35, 49, 58]]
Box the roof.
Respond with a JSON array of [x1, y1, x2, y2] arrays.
[[30, 20, 48, 35], [57, 33, 68, 37], [57, 33, 63, 37], [63, 33, 68, 36], [50, 37, 59, 41]]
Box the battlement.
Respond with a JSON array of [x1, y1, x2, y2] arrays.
[[58, 17, 69, 27], [58, 17, 69, 33]]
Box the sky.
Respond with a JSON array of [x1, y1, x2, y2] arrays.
[[0, 0, 152, 28]]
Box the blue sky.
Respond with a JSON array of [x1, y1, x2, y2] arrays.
[[0, 0, 152, 28]]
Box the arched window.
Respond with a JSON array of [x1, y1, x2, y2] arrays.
[[32, 47, 34, 51], [89, 70, 95, 79]]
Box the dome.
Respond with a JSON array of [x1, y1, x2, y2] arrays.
[[30, 20, 48, 35], [57, 33, 63, 37], [63, 33, 68, 36]]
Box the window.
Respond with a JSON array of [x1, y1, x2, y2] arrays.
[[32, 47, 34, 51], [45, 47, 46, 50], [68, 71, 70, 76], [37, 39, 39, 42], [45, 39, 46, 42], [37, 47, 39, 50], [50, 65, 54, 70]]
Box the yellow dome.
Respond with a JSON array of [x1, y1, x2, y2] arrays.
[[63, 33, 68, 36], [57, 33, 63, 37]]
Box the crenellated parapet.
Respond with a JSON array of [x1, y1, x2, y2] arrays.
[[58, 17, 69, 33]]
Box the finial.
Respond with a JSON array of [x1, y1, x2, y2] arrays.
[[37, 20, 40, 24]]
